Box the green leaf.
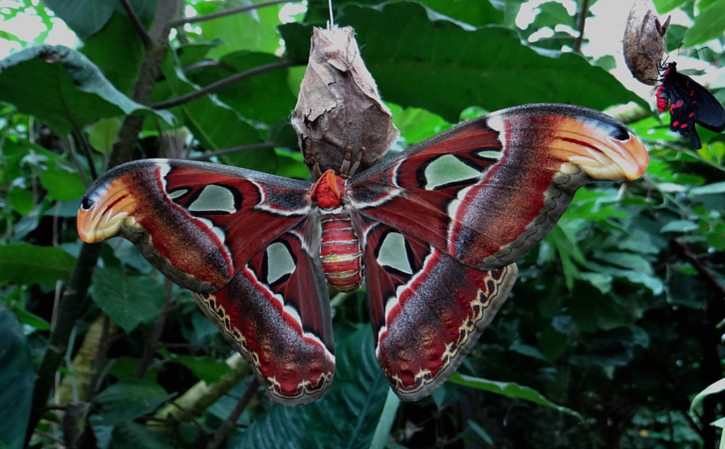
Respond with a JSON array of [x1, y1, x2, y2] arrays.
[[684, 1, 725, 46], [690, 378, 725, 414], [448, 373, 582, 419], [281, 2, 643, 121], [6, 187, 34, 215], [89, 267, 165, 333], [369, 388, 400, 449], [94, 379, 169, 425], [111, 422, 176, 449], [0, 45, 172, 134], [0, 307, 34, 449], [660, 220, 699, 233], [157, 53, 271, 171], [0, 244, 75, 288], [81, 13, 145, 95], [88, 117, 121, 154], [240, 326, 389, 448], [37, 162, 86, 201], [42, 0, 156, 38], [593, 251, 653, 275], [167, 355, 230, 384], [197, 0, 282, 58], [690, 182, 725, 196], [185, 51, 296, 124]]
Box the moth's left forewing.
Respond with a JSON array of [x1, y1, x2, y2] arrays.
[[77, 159, 312, 293]]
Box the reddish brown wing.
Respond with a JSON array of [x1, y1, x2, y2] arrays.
[[78, 159, 312, 292], [347, 104, 648, 271], [77, 159, 335, 404], [195, 221, 335, 404], [352, 216, 517, 399]]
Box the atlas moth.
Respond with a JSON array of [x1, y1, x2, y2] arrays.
[[78, 102, 648, 404]]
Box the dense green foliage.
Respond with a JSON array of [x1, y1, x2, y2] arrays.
[[0, 1, 723, 448]]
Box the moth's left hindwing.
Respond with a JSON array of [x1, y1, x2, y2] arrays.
[[78, 159, 336, 404], [195, 220, 335, 404]]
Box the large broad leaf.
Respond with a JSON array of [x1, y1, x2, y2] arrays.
[[94, 379, 170, 425], [305, 0, 504, 26], [184, 51, 296, 124], [0, 45, 171, 134], [196, 0, 283, 58], [157, 53, 274, 172], [0, 243, 75, 288], [684, 1, 725, 46], [81, 14, 145, 95], [42, 0, 156, 38], [281, 2, 643, 121], [448, 373, 582, 419], [0, 307, 35, 449], [89, 267, 165, 333], [238, 326, 389, 449]]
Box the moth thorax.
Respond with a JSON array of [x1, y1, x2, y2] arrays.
[[319, 211, 363, 292]]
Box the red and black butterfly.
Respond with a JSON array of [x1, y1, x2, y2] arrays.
[[77, 104, 648, 405], [657, 62, 725, 149]]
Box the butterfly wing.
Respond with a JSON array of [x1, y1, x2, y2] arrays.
[[77, 159, 335, 404], [658, 63, 725, 149], [353, 216, 516, 399], [347, 103, 648, 271]]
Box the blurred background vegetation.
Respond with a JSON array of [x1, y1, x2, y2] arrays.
[[0, 0, 723, 448]]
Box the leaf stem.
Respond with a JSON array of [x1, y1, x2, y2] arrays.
[[151, 60, 295, 110], [169, 0, 297, 27], [189, 142, 277, 160]]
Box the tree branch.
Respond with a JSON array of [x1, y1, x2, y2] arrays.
[[170, 0, 296, 27], [151, 60, 295, 110], [154, 354, 251, 425], [206, 378, 259, 449], [119, 0, 152, 47], [109, 0, 183, 167], [27, 242, 103, 444], [573, 0, 590, 53], [26, 1, 183, 445]]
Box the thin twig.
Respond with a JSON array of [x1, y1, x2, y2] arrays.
[[670, 240, 725, 298], [137, 280, 174, 378], [206, 378, 259, 449], [573, 0, 590, 53], [72, 131, 98, 181], [151, 60, 295, 110], [65, 133, 92, 186], [170, 0, 295, 27], [27, 1, 183, 444], [189, 142, 277, 160], [183, 60, 237, 74], [119, 0, 152, 47]]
